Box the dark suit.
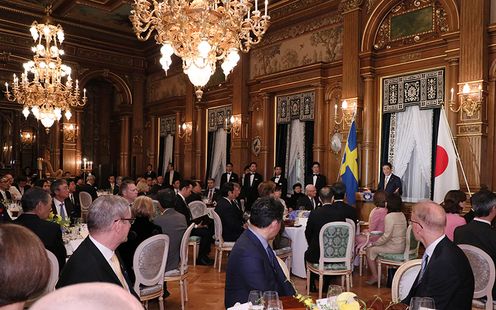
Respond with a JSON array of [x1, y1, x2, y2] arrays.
[[164, 170, 181, 188], [15, 184, 30, 196], [296, 195, 321, 211], [225, 229, 295, 308], [150, 183, 165, 195], [144, 171, 157, 179], [15, 213, 67, 270], [117, 217, 162, 280], [153, 208, 187, 272], [214, 197, 244, 242], [220, 172, 239, 187], [377, 173, 402, 195], [78, 183, 98, 201], [203, 188, 219, 203], [242, 172, 263, 211], [402, 237, 474, 310], [305, 174, 327, 192], [304, 202, 358, 263], [57, 237, 137, 298], [51, 198, 76, 221], [454, 219, 496, 297], [186, 191, 203, 204], [288, 192, 305, 210], [67, 193, 81, 217], [271, 175, 288, 198]]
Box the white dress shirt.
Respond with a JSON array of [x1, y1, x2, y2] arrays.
[[53, 197, 68, 219]]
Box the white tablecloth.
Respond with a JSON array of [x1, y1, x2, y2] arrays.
[[284, 224, 308, 278], [65, 238, 84, 256]]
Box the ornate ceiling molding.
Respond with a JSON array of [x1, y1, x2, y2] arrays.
[[339, 0, 364, 13]]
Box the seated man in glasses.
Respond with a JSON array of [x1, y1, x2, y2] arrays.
[[57, 195, 138, 298]]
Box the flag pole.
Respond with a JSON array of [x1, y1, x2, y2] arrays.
[[441, 106, 472, 197], [336, 116, 355, 182]]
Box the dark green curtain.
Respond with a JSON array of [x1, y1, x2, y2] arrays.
[[275, 123, 288, 174]]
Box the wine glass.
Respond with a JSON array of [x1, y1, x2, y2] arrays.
[[409, 297, 436, 310], [327, 285, 343, 310], [248, 290, 264, 310], [266, 299, 283, 310], [263, 291, 279, 307]]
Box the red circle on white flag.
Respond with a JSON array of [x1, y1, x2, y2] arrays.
[[435, 145, 449, 177]]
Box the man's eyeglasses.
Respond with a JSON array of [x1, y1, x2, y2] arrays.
[[410, 219, 423, 229], [115, 218, 135, 225]]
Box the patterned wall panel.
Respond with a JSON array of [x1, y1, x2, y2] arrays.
[[207, 105, 232, 132], [382, 69, 444, 114], [276, 91, 315, 124], [160, 115, 176, 136]]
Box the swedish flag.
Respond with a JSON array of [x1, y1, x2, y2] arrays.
[[339, 120, 359, 205]]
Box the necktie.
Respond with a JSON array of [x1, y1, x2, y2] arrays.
[[60, 202, 66, 220], [110, 254, 130, 291], [266, 245, 277, 268], [418, 253, 429, 282], [208, 189, 213, 200], [312, 198, 316, 210], [384, 176, 390, 189], [70, 194, 75, 205]]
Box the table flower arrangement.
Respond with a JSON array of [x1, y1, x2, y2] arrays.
[[48, 211, 71, 229]]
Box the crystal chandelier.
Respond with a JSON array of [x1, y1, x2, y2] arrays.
[[130, 0, 270, 99], [4, 12, 87, 131]]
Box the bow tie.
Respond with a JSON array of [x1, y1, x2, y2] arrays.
[[313, 174, 318, 176]]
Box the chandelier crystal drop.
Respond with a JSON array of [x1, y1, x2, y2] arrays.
[[130, 0, 270, 99], [4, 11, 87, 131]]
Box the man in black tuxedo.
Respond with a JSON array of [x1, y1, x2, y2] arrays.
[[57, 195, 137, 298], [215, 182, 245, 242], [103, 175, 119, 195], [175, 180, 213, 265], [271, 165, 288, 198], [304, 185, 357, 292], [150, 175, 166, 194], [78, 175, 98, 200], [186, 180, 203, 203], [242, 162, 263, 212], [67, 178, 80, 217], [51, 179, 76, 222], [15, 187, 67, 270], [377, 162, 402, 195], [144, 164, 157, 179], [296, 185, 321, 210], [164, 163, 181, 188], [204, 178, 219, 204], [220, 162, 239, 187], [305, 161, 327, 192], [454, 189, 496, 298], [403, 201, 474, 309]]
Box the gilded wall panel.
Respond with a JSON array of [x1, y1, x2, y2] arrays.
[[148, 74, 188, 102]]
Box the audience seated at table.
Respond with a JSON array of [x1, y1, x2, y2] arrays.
[[204, 178, 219, 204], [15, 187, 67, 270], [305, 184, 358, 292], [454, 189, 496, 299], [119, 179, 138, 204], [14, 175, 30, 197], [215, 182, 245, 242], [117, 195, 162, 281], [0, 224, 50, 310], [186, 180, 203, 204], [297, 184, 321, 211], [288, 182, 305, 211], [366, 193, 407, 285], [51, 179, 77, 223], [354, 190, 388, 264], [78, 175, 98, 200], [57, 195, 137, 298], [31, 283, 143, 310], [403, 201, 474, 309], [34, 179, 51, 193], [441, 189, 466, 241], [224, 197, 295, 308], [135, 178, 150, 197]]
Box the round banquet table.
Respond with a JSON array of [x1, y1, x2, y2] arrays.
[[284, 223, 308, 278]]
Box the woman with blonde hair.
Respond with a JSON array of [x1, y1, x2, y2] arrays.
[[117, 196, 162, 281], [136, 178, 150, 196], [0, 224, 50, 310]]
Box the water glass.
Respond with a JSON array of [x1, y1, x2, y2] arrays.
[[327, 285, 343, 310], [248, 290, 263, 310], [266, 299, 283, 310], [263, 291, 279, 307], [409, 297, 436, 310]]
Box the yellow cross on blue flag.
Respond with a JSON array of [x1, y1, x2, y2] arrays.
[[339, 120, 359, 205]]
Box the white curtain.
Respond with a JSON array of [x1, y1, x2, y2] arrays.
[[287, 119, 305, 194], [392, 106, 433, 202], [162, 134, 174, 176], [210, 128, 227, 188]]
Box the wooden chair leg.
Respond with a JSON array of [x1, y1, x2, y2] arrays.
[[159, 295, 164, 310], [180, 280, 185, 310], [346, 274, 351, 291], [318, 274, 323, 299], [350, 271, 353, 288], [359, 254, 363, 276], [377, 262, 382, 288], [184, 278, 189, 301], [341, 275, 345, 287], [213, 247, 218, 269], [218, 249, 223, 272], [192, 243, 197, 267]]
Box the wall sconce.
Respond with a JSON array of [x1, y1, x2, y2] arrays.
[[334, 98, 357, 126], [449, 82, 483, 117], [19, 129, 35, 145], [63, 123, 78, 143], [224, 114, 241, 136], [178, 121, 192, 141]]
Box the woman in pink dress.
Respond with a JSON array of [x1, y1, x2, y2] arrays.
[[354, 191, 388, 265], [442, 190, 467, 240]]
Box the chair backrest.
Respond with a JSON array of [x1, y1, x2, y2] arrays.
[[178, 223, 195, 273], [79, 191, 92, 211], [210, 209, 224, 245], [276, 256, 290, 280], [391, 259, 422, 302], [345, 218, 359, 236], [458, 244, 495, 303], [188, 200, 208, 220], [318, 221, 354, 269], [403, 224, 419, 261], [133, 234, 169, 295], [45, 250, 59, 293]]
